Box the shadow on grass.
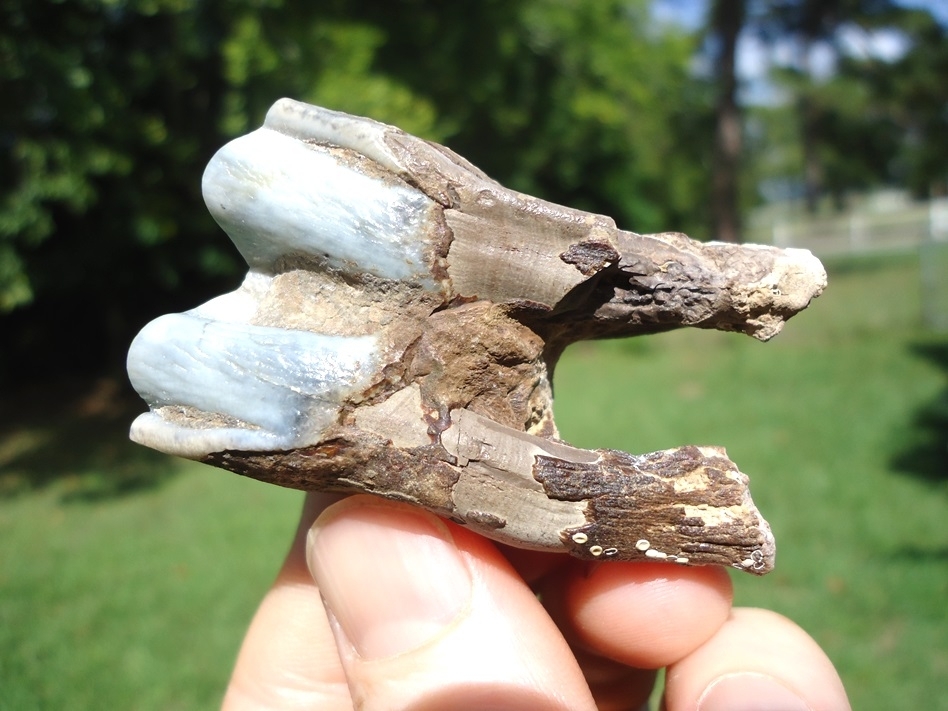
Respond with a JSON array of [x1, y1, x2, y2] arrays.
[[890, 340, 948, 484], [0, 377, 180, 501], [891, 545, 948, 561]]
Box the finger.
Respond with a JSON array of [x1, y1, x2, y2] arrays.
[[664, 607, 851, 711], [495, 542, 566, 585], [527, 560, 728, 709], [222, 494, 352, 711], [553, 560, 733, 669], [307, 495, 599, 711]]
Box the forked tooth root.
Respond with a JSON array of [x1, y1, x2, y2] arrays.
[[127, 98, 826, 574]]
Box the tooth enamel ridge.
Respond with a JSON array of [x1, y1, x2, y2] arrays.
[[202, 127, 442, 288], [126, 98, 829, 574], [127, 312, 378, 457]]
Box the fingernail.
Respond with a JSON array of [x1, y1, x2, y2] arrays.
[[307, 497, 472, 660], [698, 673, 812, 711]]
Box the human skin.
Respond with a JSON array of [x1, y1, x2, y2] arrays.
[[221, 494, 851, 711]]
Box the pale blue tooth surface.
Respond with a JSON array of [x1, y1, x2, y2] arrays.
[[263, 99, 410, 175], [129, 413, 293, 459], [127, 313, 378, 458], [263, 98, 406, 178], [188, 271, 273, 324], [202, 127, 440, 288]]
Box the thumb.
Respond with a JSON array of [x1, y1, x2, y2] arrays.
[[306, 495, 597, 711]]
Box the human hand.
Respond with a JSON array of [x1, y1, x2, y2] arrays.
[[222, 493, 850, 711]]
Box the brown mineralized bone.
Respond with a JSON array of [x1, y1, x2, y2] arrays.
[[127, 99, 827, 574]]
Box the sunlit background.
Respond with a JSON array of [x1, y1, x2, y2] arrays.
[[1, 1, 945, 708]]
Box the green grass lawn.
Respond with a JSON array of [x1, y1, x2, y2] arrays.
[[2, 252, 946, 709]]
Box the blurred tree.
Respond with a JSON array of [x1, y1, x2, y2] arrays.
[[839, 8, 948, 197], [762, 0, 897, 211], [0, 0, 444, 381], [1, 0, 234, 374], [734, 0, 948, 213], [752, 58, 902, 209], [359, 0, 710, 233], [708, 0, 746, 242], [0, 0, 708, 383]]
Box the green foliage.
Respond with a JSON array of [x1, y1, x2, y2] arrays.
[[750, 64, 903, 205], [2, 0, 944, 381], [0, 0, 441, 321], [513, 0, 711, 232], [306, 0, 711, 233], [841, 9, 948, 197], [1, 0, 232, 333], [216, 6, 446, 139], [0, 0, 710, 381]]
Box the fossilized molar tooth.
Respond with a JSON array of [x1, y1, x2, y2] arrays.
[[128, 98, 828, 574]]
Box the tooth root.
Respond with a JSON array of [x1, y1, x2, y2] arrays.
[[533, 230, 830, 344], [442, 200, 619, 308], [441, 409, 774, 572]]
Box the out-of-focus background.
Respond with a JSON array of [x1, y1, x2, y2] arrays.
[[1, 0, 945, 708]]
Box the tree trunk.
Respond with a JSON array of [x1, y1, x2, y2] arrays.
[[711, 0, 746, 243], [798, 40, 824, 214]]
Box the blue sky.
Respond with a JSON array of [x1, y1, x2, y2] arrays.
[[652, 0, 948, 30], [651, 0, 947, 105]]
